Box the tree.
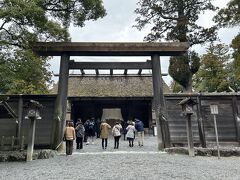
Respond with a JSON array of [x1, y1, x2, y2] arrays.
[[194, 43, 231, 92], [225, 60, 240, 92], [213, 0, 240, 89], [0, 0, 106, 94], [231, 33, 240, 81], [169, 80, 183, 93], [0, 50, 53, 94], [135, 0, 217, 92], [213, 0, 240, 27], [169, 51, 200, 92]]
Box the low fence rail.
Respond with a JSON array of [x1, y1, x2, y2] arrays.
[[0, 136, 25, 151]]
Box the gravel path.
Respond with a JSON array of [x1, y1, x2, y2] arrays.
[[1, 136, 240, 180]]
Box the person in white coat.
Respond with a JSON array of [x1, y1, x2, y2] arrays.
[[126, 121, 136, 147], [112, 121, 122, 149]]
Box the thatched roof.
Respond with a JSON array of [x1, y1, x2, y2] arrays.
[[50, 76, 170, 97]]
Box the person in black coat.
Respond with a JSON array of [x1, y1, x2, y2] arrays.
[[88, 117, 96, 144], [95, 118, 101, 138], [75, 119, 85, 149], [84, 119, 90, 144]]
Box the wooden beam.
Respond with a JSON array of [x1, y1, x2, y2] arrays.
[[52, 54, 70, 149], [151, 54, 170, 149], [26, 118, 36, 161], [54, 73, 168, 76], [2, 102, 17, 119], [69, 61, 152, 70], [232, 96, 240, 144], [186, 114, 195, 157], [17, 95, 23, 139], [196, 95, 206, 148], [151, 54, 164, 150], [32, 42, 189, 56]]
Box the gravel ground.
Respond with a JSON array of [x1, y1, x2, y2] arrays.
[[1, 136, 240, 180]]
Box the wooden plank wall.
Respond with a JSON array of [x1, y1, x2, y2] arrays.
[[201, 99, 236, 142], [165, 94, 240, 146], [0, 95, 56, 148], [165, 96, 200, 145], [0, 100, 18, 138]]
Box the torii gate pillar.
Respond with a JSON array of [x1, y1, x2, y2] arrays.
[[51, 53, 70, 150], [151, 54, 170, 150]]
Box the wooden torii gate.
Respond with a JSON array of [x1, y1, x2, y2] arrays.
[[32, 42, 189, 150]]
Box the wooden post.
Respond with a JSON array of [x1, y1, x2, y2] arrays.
[[232, 96, 240, 144], [20, 136, 25, 151], [1, 136, 4, 150], [151, 54, 170, 149], [11, 136, 14, 149], [17, 95, 23, 139], [213, 114, 220, 159], [186, 115, 195, 156], [26, 118, 36, 161], [52, 53, 70, 149], [196, 95, 206, 148]]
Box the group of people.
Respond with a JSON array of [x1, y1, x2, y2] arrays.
[[63, 118, 145, 155]]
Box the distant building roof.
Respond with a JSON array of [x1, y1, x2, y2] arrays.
[[50, 76, 170, 97]]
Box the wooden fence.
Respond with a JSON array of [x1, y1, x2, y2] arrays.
[[0, 136, 25, 151], [165, 93, 240, 147], [0, 94, 239, 148]]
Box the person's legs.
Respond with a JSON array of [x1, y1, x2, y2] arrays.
[[102, 138, 104, 149], [137, 132, 141, 146], [131, 139, 134, 147], [105, 138, 108, 149], [114, 137, 117, 148], [79, 137, 83, 149], [128, 139, 131, 147], [97, 131, 100, 138], [76, 137, 80, 149], [116, 136, 120, 149], [66, 140, 70, 155], [69, 140, 73, 155], [66, 141, 68, 155], [140, 131, 144, 146], [84, 134, 87, 142]]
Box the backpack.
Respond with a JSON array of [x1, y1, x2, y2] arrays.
[[76, 125, 84, 137], [89, 122, 94, 130]]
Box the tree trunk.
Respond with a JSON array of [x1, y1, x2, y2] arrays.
[[184, 73, 193, 93]]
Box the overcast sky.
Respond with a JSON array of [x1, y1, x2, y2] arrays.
[[50, 0, 239, 85]]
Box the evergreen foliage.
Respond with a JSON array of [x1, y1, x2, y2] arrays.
[[194, 44, 231, 92], [232, 33, 240, 81], [213, 0, 240, 27], [0, 0, 106, 94], [135, 0, 217, 92]]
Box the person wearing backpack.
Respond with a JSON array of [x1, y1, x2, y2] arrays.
[[134, 118, 144, 146], [75, 119, 85, 149], [88, 117, 96, 144]]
